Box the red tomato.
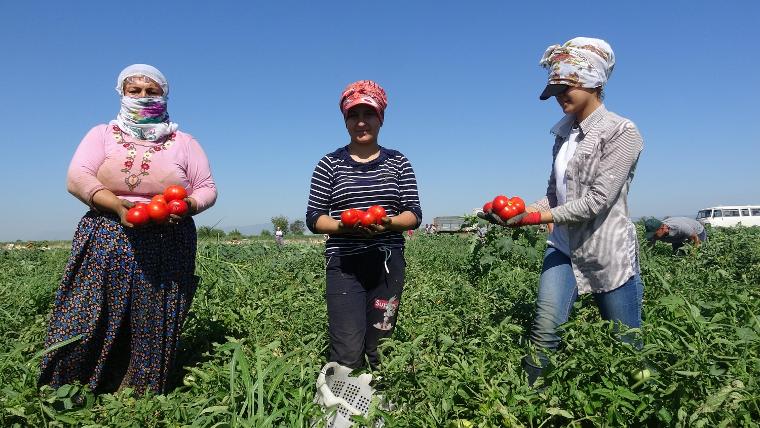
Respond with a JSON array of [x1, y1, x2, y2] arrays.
[[509, 197, 526, 214], [151, 194, 167, 204], [126, 207, 150, 226], [341, 209, 361, 227], [133, 202, 149, 212], [360, 211, 377, 227], [147, 201, 169, 223], [482, 201, 493, 213], [367, 205, 387, 223], [168, 199, 189, 216], [492, 195, 509, 212], [164, 185, 188, 202], [497, 204, 519, 221]]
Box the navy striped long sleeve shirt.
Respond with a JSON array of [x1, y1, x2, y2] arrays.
[[306, 146, 422, 256]]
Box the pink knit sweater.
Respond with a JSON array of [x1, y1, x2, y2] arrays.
[[67, 124, 217, 213]]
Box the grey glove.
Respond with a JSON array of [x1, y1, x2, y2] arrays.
[[505, 212, 528, 226], [476, 210, 505, 227]]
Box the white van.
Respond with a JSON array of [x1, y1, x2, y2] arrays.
[[696, 205, 760, 227]]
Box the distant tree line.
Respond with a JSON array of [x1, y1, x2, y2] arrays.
[[196, 216, 306, 239], [270, 216, 305, 236]]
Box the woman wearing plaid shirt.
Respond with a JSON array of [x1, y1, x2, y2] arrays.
[[481, 37, 644, 384]]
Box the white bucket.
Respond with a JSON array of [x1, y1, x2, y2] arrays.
[[313, 362, 385, 428]]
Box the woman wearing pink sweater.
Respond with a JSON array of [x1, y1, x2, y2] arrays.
[[39, 64, 216, 394]]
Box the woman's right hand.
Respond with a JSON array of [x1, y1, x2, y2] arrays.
[[476, 211, 506, 227], [477, 205, 545, 228], [117, 199, 135, 228], [522, 206, 555, 232], [91, 189, 138, 228]]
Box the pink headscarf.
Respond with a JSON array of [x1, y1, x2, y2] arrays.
[[339, 80, 388, 123]]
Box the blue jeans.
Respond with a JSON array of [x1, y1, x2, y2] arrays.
[[523, 246, 643, 382]]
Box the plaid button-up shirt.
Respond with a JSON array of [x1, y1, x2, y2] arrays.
[[532, 105, 643, 294]]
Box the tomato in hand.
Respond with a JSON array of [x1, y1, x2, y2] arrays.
[[168, 199, 189, 216], [341, 209, 361, 227], [126, 207, 150, 226], [497, 204, 520, 221], [367, 205, 387, 223], [133, 202, 149, 212], [482, 201, 493, 213], [360, 211, 377, 227], [164, 185, 188, 202], [151, 194, 167, 204], [492, 195, 509, 212], [509, 197, 526, 214], [147, 201, 169, 223]]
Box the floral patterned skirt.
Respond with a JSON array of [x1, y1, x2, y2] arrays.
[[39, 211, 199, 395]]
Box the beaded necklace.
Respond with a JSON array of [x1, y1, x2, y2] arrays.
[[113, 124, 176, 191]]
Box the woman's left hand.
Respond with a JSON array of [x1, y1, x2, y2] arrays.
[[366, 216, 392, 234], [168, 197, 196, 225], [348, 217, 393, 236]]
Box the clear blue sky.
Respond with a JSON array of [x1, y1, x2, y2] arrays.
[[1, 1, 758, 241]]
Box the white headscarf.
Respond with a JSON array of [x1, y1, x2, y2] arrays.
[[111, 64, 178, 141], [115, 64, 170, 96], [539, 37, 615, 89]]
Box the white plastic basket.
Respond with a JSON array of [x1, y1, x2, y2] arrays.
[[313, 362, 384, 428]]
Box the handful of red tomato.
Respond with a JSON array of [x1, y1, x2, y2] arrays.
[[340, 205, 388, 228], [125, 185, 189, 227], [482, 195, 526, 221]]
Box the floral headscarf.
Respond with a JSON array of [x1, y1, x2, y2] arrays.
[[339, 80, 388, 123], [539, 37, 615, 89], [111, 64, 178, 142]]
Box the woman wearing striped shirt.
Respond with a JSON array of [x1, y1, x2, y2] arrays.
[[481, 38, 644, 384], [306, 80, 422, 369]]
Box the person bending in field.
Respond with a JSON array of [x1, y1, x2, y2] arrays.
[[306, 80, 422, 369], [39, 64, 216, 394], [645, 217, 706, 254], [479, 37, 644, 385]]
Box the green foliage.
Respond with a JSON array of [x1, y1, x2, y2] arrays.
[[1, 227, 759, 426], [260, 229, 271, 236], [226, 229, 244, 240], [197, 226, 226, 240], [289, 219, 306, 235]]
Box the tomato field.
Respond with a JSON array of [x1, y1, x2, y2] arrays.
[[1, 225, 759, 427]]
